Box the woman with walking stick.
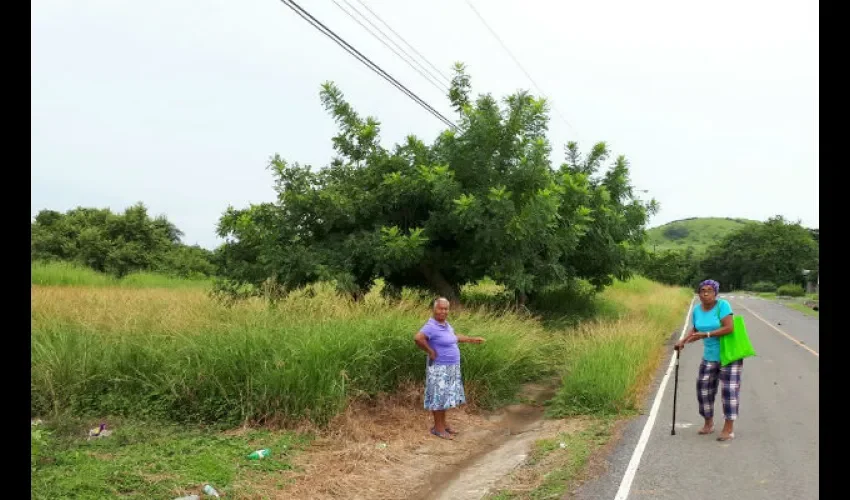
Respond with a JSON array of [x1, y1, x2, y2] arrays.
[[674, 279, 740, 441]]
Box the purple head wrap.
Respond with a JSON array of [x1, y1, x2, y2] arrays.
[[698, 279, 720, 295]]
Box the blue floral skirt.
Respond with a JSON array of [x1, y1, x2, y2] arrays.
[[424, 361, 466, 411]]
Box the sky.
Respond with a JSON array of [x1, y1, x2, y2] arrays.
[[31, 0, 818, 249]]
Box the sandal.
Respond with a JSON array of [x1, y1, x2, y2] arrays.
[[430, 428, 453, 440], [445, 427, 459, 435], [698, 426, 715, 435], [717, 432, 735, 441]]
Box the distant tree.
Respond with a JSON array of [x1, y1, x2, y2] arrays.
[[216, 64, 657, 303], [637, 247, 701, 287], [700, 216, 818, 290], [31, 203, 215, 278], [662, 225, 689, 241]]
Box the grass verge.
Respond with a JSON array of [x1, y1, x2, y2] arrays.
[[784, 302, 819, 318], [545, 280, 692, 417], [487, 417, 616, 499], [745, 290, 819, 318], [30, 417, 310, 500]]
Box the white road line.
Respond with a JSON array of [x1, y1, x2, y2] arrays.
[[737, 303, 819, 357], [613, 296, 696, 500]]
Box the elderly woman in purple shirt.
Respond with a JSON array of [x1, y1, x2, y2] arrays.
[[413, 297, 485, 440]]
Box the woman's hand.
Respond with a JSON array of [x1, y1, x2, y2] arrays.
[[428, 349, 437, 360], [688, 332, 706, 343], [675, 332, 703, 350], [469, 337, 485, 344]]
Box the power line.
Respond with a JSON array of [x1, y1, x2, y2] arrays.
[[463, 0, 579, 138], [330, 0, 448, 94], [279, 0, 457, 130], [350, 0, 453, 85]]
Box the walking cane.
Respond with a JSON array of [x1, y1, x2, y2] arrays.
[[671, 345, 681, 435]]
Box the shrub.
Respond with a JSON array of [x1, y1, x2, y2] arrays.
[[749, 281, 777, 293], [776, 284, 805, 297], [662, 226, 689, 241]]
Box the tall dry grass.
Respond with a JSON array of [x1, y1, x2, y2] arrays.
[[31, 282, 546, 426], [545, 278, 692, 416], [31, 268, 691, 426]]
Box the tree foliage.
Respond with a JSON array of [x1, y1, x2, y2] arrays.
[[700, 216, 818, 290], [31, 203, 216, 278], [637, 247, 702, 288], [639, 216, 818, 291], [216, 64, 657, 302]]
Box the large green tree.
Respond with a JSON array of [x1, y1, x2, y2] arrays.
[[216, 64, 656, 303]]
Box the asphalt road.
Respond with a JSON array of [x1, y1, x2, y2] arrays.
[[571, 295, 819, 500]]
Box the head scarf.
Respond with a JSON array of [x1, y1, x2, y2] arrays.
[[698, 279, 720, 295]]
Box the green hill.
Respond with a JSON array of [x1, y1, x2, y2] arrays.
[[646, 217, 760, 253]]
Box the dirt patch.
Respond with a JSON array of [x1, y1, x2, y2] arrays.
[[484, 417, 592, 497], [251, 380, 568, 500]]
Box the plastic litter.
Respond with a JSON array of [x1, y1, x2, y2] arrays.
[[247, 448, 271, 460], [87, 423, 112, 440]]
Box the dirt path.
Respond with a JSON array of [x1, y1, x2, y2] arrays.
[[268, 380, 586, 500], [415, 383, 557, 500]]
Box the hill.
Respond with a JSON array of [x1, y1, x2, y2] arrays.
[[646, 217, 760, 253]]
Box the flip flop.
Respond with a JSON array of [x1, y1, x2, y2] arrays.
[[431, 426, 459, 435], [717, 432, 735, 441], [698, 426, 715, 435], [430, 428, 453, 440]]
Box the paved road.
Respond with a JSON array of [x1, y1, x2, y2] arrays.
[[571, 295, 819, 500]]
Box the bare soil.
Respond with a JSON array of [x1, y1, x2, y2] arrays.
[[246, 379, 603, 500]]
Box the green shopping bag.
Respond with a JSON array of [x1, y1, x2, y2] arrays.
[[719, 314, 756, 366]]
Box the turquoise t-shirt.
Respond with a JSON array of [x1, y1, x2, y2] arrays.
[[692, 299, 733, 362]]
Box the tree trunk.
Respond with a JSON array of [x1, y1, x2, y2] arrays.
[[419, 262, 460, 306], [515, 290, 528, 308]]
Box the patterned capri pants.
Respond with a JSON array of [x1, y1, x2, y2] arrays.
[[697, 359, 743, 421]]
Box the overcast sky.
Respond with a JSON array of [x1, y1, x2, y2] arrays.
[[31, 0, 818, 249]]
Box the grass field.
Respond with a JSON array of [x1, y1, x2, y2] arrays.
[[31, 264, 691, 498], [646, 217, 758, 252], [32, 261, 211, 288]]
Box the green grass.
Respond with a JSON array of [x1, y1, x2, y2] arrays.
[[31, 261, 211, 288], [646, 217, 759, 252], [546, 280, 692, 417], [31, 417, 309, 499], [785, 302, 819, 317]]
